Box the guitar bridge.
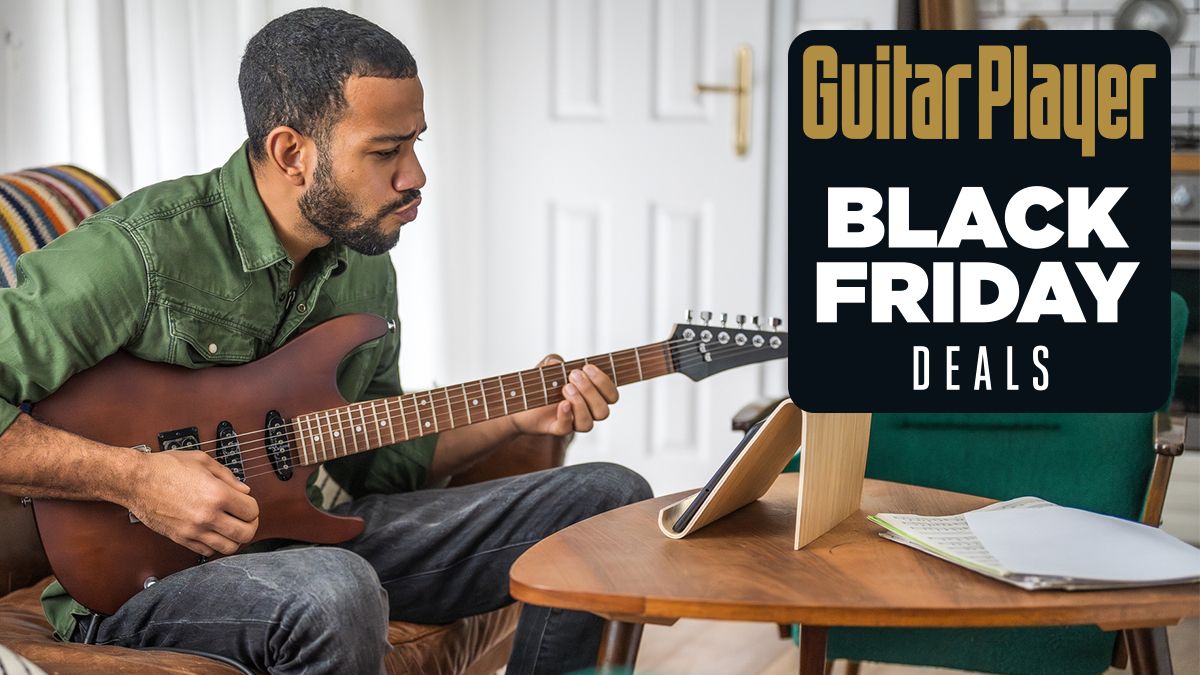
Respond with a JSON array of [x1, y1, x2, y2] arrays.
[[157, 427, 199, 452]]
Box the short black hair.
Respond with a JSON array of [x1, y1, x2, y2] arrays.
[[238, 7, 418, 162]]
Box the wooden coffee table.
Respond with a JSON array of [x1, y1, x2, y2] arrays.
[[509, 474, 1200, 674]]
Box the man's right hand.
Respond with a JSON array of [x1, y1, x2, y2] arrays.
[[126, 450, 260, 557]]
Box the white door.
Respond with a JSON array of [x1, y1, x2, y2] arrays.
[[443, 0, 774, 494]]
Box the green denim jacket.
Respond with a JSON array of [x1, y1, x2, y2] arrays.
[[0, 144, 438, 640]]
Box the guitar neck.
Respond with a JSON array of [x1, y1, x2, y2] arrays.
[[291, 341, 676, 465]]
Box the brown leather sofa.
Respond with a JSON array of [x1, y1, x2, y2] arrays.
[[0, 434, 568, 675]]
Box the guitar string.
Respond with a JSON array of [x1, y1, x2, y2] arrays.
[[160, 336, 672, 452], [193, 340, 782, 483], [148, 329, 783, 453], [201, 334, 769, 464], [189, 337, 776, 481], [206, 339, 777, 482], [224, 344, 771, 484]]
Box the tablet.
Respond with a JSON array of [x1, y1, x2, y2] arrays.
[[657, 401, 873, 550], [672, 419, 767, 532], [657, 399, 806, 540]]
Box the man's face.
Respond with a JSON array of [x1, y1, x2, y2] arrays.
[[298, 75, 427, 255]]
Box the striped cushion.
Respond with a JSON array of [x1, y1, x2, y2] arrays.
[[0, 166, 121, 288]]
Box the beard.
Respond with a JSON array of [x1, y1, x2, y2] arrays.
[[297, 148, 420, 256]]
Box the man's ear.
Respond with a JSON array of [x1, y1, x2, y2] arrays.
[[262, 127, 312, 187]]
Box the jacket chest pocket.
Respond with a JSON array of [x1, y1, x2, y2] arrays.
[[169, 310, 263, 367]]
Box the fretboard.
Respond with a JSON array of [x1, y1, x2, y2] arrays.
[[291, 341, 675, 466]]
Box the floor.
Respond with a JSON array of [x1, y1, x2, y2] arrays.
[[631, 616, 1200, 675]]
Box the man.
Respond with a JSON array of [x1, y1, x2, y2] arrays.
[[0, 8, 651, 674]]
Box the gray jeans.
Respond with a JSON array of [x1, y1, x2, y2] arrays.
[[71, 462, 652, 675]]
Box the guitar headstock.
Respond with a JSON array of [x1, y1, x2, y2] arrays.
[[667, 311, 788, 381]]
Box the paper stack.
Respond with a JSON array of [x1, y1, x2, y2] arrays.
[[870, 497, 1200, 591]]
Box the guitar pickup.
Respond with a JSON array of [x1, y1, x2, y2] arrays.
[[215, 421, 246, 482]]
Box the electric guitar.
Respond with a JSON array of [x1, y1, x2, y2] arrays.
[[29, 311, 787, 615]]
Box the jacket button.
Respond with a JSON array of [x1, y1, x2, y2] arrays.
[[208, 343, 218, 354], [297, 303, 308, 314]]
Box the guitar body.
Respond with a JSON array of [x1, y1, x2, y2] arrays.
[[30, 314, 390, 616]]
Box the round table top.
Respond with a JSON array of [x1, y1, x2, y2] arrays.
[[509, 474, 1200, 628]]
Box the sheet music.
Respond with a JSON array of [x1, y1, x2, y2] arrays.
[[873, 495, 1200, 590], [968, 504, 1200, 583], [871, 497, 1055, 575]]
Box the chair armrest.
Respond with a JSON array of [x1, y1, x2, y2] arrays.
[[1143, 415, 1197, 526], [447, 432, 574, 487], [1154, 415, 1198, 457], [731, 396, 790, 432]]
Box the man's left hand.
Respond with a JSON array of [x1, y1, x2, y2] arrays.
[[510, 355, 618, 436]]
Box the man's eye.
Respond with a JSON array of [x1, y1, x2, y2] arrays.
[[375, 148, 399, 158]]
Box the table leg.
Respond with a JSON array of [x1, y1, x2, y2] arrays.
[[798, 624, 828, 675], [1126, 627, 1174, 675], [596, 620, 644, 673]]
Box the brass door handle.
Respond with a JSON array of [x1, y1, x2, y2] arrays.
[[695, 45, 752, 157]]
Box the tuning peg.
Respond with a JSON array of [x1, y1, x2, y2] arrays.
[[770, 317, 782, 331], [685, 309, 693, 323], [700, 310, 712, 325], [720, 312, 728, 326], [736, 314, 746, 327], [751, 315, 760, 329]]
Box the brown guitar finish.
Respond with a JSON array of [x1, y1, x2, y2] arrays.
[[30, 314, 389, 616]]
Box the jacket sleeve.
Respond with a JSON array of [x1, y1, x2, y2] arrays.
[[0, 220, 149, 436]]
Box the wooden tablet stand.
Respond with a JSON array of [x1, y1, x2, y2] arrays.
[[658, 400, 872, 550]]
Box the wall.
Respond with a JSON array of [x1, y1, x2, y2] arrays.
[[978, 0, 1200, 129]]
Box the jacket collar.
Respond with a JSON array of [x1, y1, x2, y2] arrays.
[[218, 142, 347, 275]]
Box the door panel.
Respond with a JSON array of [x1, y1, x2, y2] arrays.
[[480, 0, 771, 493]]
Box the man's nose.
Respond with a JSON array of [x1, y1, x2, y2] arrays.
[[395, 153, 426, 193]]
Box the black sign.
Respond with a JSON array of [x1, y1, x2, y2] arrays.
[[788, 31, 1169, 412]]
